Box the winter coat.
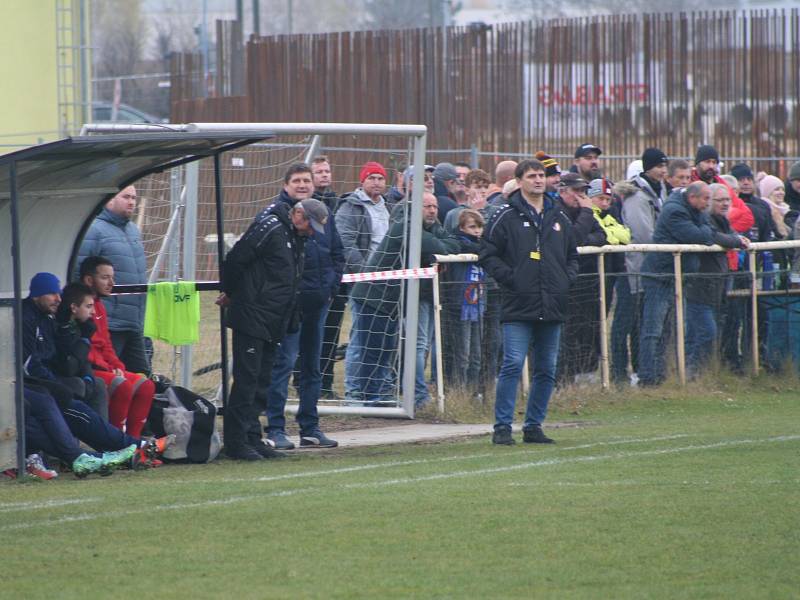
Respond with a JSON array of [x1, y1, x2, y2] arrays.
[[785, 177, 800, 212], [641, 189, 715, 278], [76, 208, 147, 332], [690, 169, 754, 234], [275, 191, 345, 311], [739, 193, 775, 243], [350, 202, 460, 316], [592, 205, 631, 245], [312, 188, 340, 213], [53, 301, 97, 381], [87, 297, 126, 372], [684, 212, 746, 307], [555, 197, 607, 274], [21, 298, 58, 381], [620, 177, 664, 293], [334, 189, 390, 274], [479, 191, 579, 323], [221, 202, 304, 343], [433, 178, 458, 224]]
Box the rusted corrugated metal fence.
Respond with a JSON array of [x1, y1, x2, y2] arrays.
[[170, 10, 800, 176]]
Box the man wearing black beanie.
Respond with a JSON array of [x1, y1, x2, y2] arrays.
[[690, 144, 754, 235], [693, 145, 720, 184]]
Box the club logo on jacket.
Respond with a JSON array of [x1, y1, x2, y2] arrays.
[[553, 222, 561, 232]]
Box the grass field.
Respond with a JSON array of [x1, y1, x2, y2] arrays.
[[2, 386, 799, 599]]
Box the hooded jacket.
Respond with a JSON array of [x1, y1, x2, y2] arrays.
[[433, 178, 458, 224], [479, 191, 579, 323], [334, 188, 390, 274], [621, 176, 665, 293], [76, 208, 147, 332], [221, 201, 304, 342], [555, 197, 607, 274], [21, 298, 59, 381]]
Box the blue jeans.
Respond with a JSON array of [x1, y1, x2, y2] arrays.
[[344, 298, 365, 400], [685, 301, 717, 377], [415, 300, 434, 406], [494, 321, 562, 430], [610, 276, 641, 382], [638, 278, 674, 385], [354, 301, 398, 404], [265, 301, 329, 434]]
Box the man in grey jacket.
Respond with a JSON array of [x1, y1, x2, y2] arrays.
[[334, 161, 391, 402], [76, 186, 150, 375]]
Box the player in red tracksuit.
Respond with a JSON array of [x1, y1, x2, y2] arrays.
[[80, 256, 155, 437]]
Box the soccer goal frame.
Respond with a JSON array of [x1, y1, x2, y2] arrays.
[[81, 121, 429, 420]]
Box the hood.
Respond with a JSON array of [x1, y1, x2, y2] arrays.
[[613, 180, 639, 199], [347, 188, 381, 206], [433, 178, 452, 199]]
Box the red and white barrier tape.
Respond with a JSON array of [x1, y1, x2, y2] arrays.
[[342, 265, 437, 283]]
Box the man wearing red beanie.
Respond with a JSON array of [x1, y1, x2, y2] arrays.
[[334, 161, 391, 402]]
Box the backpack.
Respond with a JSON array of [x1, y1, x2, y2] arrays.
[[149, 386, 221, 463]]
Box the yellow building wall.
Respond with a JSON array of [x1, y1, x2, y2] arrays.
[[0, 3, 63, 152]]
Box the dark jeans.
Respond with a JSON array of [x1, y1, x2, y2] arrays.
[[265, 301, 329, 434], [494, 321, 561, 430], [638, 277, 674, 385], [685, 301, 717, 378], [558, 276, 601, 383], [480, 286, 503, 393], [25, 387, 94, 464], [226, 330, 277, 449], [353, 301, 398, 404], [56, 375, 109, 423], [610, 277, 642, 383], [110, 329, 151, 375]]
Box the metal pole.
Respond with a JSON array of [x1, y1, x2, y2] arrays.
[[598, 254, 610, 389], [9, 161, 26, 476], [252, 0, 260, 36], [673, 253, 686, 385], [303, 135, 322, 164], [432, 267, 445, 412], [287, 0, 293, 34], [749, 250, 760, 376], [213, 154, 230, 409], [79, 0, 90, 128], [201, 0, 209, 98], [182, 162, 200, 388], [401, 132, 428, 418], [470, 143, 479, 169]]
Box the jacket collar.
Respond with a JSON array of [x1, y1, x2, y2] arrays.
[[98, 207, 129, 227]]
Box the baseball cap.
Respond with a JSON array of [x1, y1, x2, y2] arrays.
[[574, 143, 602, 158], [559, 172, 589, 189], [433, 162, 459, 182], [298, 198, 329, 234]]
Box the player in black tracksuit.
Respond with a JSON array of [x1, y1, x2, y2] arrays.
[[220, 201, 306, 460]]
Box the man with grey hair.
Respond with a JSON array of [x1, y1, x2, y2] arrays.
[[637, 181, 742, 386], [684, 183, 749, 378]]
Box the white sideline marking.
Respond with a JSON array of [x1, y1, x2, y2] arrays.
[[2, 434, 797, 532], [508, 479, 800, 488], [162, 434, 689, 486], [0, 497, 102, 513]]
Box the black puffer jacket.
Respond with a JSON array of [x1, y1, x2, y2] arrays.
[[479, 191, 579, 323], [555, 197, 608, 273], [221, 202, 304, 342]]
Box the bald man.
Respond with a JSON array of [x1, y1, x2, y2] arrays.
[[487, 160, 518, 205]]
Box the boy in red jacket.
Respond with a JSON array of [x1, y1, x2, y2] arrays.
[[79, 256, 155, 438]]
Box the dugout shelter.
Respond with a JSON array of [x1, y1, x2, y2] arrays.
[[0, 123, 429, 473]]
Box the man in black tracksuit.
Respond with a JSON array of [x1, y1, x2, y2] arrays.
[[219, 199, 322, 461], [479, 159, 579, 445]]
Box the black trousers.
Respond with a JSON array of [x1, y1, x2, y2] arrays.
[[224, 330, 277, 449], [320, 287, 348, 394]]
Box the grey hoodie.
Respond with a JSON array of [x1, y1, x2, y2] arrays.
[[620, 175, 667, 293]]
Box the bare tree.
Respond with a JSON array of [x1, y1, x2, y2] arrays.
[[92, 0, 148, 76]]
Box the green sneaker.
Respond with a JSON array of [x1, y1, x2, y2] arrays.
[[72, 454, 105, 478], [101, 444, 138, 471]]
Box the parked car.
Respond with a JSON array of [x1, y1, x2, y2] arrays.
[[92, 101, 167, 124]]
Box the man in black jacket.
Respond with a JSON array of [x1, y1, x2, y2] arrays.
[[218, 198, 322, 460], [479, 159, 579, 445], [555, 173, 608, 384]]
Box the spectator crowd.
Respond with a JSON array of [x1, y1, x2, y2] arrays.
[[12, 143, 800, 476]]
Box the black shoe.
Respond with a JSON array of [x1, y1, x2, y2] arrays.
[[522, 426, 555, 444], [224, 444, 264, 461], [252, 440, 287, 459], [492, 428, 515, 445], [299, 429, 338, 448], [321, 390, 342, 401]]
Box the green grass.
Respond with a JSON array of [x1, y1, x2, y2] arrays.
[[2, 388, 799, 599]]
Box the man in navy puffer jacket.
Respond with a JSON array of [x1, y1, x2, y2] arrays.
[[76, 186, 149, 374], [264, 164, 345, 450]]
